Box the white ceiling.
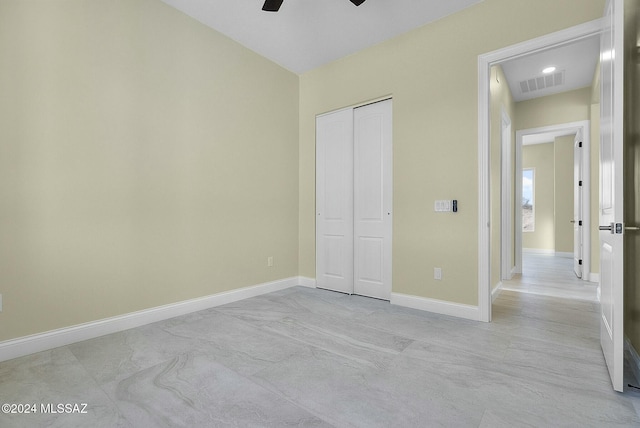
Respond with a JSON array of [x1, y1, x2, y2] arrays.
[[159, 0, 598, 102], [501, 36, 600, 102], [160, 0, 483, 74]]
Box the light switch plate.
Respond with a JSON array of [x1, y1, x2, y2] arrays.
[[434, 200, 452, 212]]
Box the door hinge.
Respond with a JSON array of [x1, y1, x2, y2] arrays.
[[616, 223, 623, 234], [579, 259, 583, 265], [579, 181, 583, 186], [578, 142, 583, 148], [579, 220, 583, 226]]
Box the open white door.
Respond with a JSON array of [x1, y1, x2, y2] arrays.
[[599, 0, 624, 392], [573, 130, 583, 278], [316, 109, 354, 294], [353, 100, 393, 300]]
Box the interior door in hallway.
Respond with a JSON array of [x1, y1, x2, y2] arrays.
[[599, 0, 624, 392], [353, 100, 393, 300]]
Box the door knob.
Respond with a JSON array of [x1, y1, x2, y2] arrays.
[[600, 223, 625, 234], [599, 223, 614, 233]]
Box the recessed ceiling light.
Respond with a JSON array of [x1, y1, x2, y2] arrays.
[[542, 66, 556, 74]]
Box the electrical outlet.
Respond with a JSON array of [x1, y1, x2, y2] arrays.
[[267, 256, 274, 267], [434, 268, 442, 280]]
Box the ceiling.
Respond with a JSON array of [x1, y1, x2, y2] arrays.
[[159, 0, 599, 104], [501, 36, 600, 103], [160, 0, 483, 74]]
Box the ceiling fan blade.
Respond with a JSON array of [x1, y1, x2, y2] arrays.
[[350, 0, 366, 5], [262, 0, 284, 12]]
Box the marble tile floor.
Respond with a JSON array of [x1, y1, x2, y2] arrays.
[[501, 253, 599, 302], [1, 286, 639, 427]]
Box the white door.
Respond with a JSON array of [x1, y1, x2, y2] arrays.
[[316, 108, 354, 294], [599, 0, 624, 392], [573, 131, 583, 278], [316, 100, 393, 299], [353, 100, 393, 300]]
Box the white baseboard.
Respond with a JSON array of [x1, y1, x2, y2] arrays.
[[297, 276, 317, 288], [555, 251, 573, 258], [391, 292, 479, 321], [625, 337, 640, 385], [589, 273, 600, 283], [492, 282, 503, 303], [523, 248, 555, 254], [0, 277, 302, 363]]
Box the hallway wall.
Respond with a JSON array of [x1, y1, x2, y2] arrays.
[[554, 135, 576, 254], [522, 143, 555, 251], [490, 65, 516, 290]]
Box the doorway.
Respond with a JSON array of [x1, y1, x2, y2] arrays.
[[512, 121, 593, 282], [479, 5, 628, 393], [477, 19, 603, 322], [315, 98, 393, 301]]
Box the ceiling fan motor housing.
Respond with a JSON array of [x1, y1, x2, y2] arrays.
[[263, 0, 366, 12]]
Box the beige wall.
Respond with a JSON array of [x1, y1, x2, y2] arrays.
[[0, 0, 300, 341], [490, 65, 515, 289], [623, 0, 640, 358], [299, 0, 605, 306], [515, 87, 592, 130], [520, 135, 575, 254], [522, 143, 555, 250], [554, 135, 576, 253]]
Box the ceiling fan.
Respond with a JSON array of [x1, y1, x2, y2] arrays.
[[262, 0, 366, 12]]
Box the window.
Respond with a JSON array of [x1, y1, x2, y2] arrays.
[[522, 168, 535, 232]]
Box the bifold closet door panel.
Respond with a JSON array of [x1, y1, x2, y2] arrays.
[[353, 100, 392, 300], [315, 108, 354, 294]]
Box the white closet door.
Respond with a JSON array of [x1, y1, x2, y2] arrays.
[[316, 109, 354, 294], [353, 100, 393, 300]]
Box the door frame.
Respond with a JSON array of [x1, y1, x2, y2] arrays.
[[513, 121, 591, 280], [500, 108, 513, 281], [477, 19, 603, 322], [574, 129, 585, 279]]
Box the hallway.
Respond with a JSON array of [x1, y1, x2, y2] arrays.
[[501, 252, 599, 301]]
